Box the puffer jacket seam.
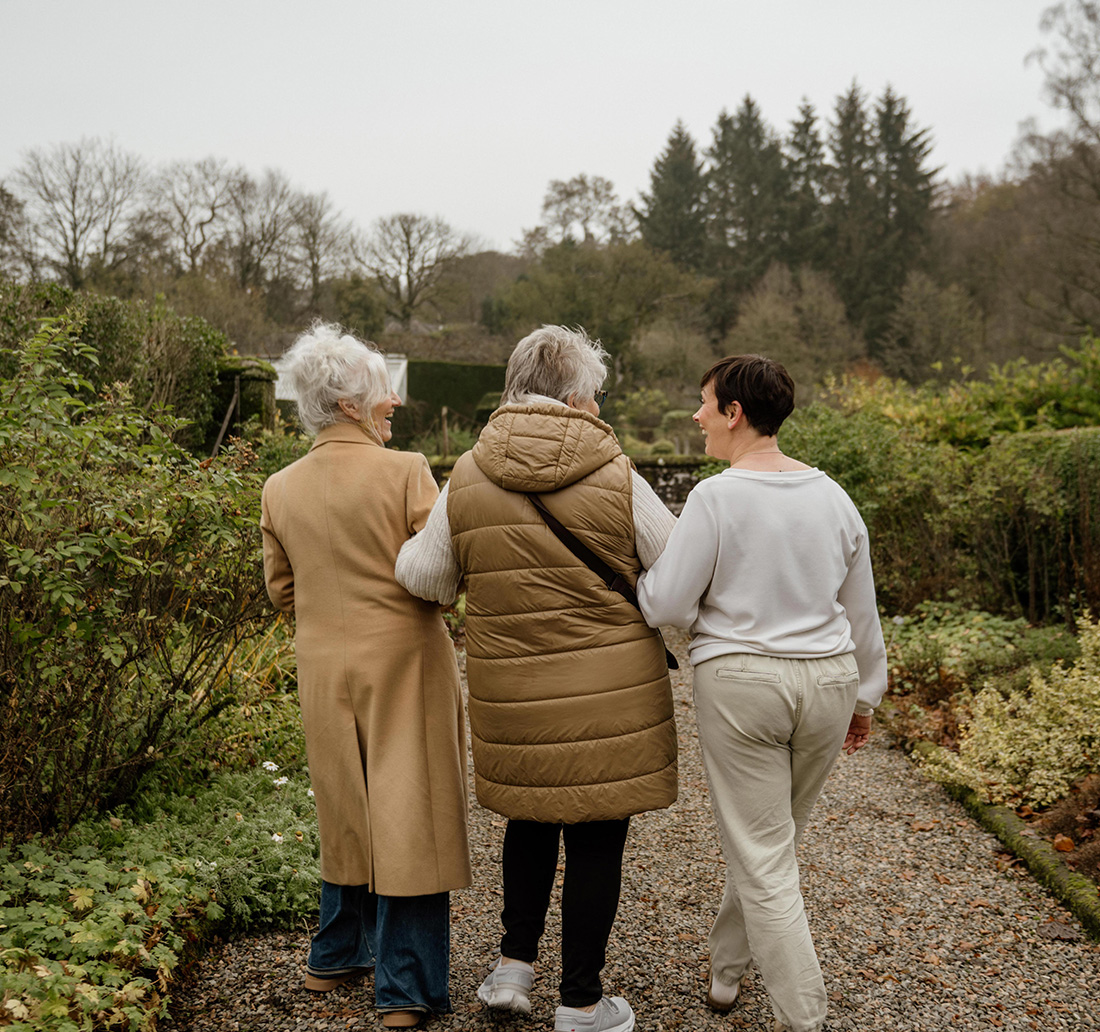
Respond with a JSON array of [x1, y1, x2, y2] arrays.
[[476, 758, 678, 789], [467, 636, 656, 661], [466, 600, 634, 618], [474, 716, 675, 745]]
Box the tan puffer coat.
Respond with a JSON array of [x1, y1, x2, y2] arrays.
[[447, 403, 677, 823]]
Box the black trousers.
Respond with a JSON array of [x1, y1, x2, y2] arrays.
[[499, 817, 631, 1007]]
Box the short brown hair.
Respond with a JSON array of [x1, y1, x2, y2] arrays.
[[701, 354, 795, 437]]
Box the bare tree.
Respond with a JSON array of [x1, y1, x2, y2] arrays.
[[1033, 1, 1100, 148], [293, 191, 351, 313], [1017, 2, 1100, 334], [357, 213, 471, 329], [0, 183, 31, 279], [11, 138, 146, 288], [225, 168, 299, 290], [540, 174, 635, 244], [147, 157, 246, 273]]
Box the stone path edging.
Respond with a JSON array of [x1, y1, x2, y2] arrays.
[[906, 737, 1100, 941]]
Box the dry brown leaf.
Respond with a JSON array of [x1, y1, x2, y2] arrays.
[[1052, 833, 1075, 852]]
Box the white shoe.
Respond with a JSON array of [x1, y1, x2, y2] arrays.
[[554, 996, 635, 1032], [477, 958, 533, 1013], [707, 966, 743, 1012]]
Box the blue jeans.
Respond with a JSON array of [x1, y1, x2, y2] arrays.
[[308, 881, 452, 1014]]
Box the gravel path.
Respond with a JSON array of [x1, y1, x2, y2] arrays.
[[166, 629, 1100, 1032]]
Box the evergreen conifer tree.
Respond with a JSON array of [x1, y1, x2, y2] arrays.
[[704, 96, 790, 336], [823, 82, 936, 350], [636, 121, 708, 271], [783, 100, 828, 270], [869, 86, 937, 342], [824, 82, 883, 341]]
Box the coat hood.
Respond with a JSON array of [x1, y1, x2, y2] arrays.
[[471, 403, 623, 494]]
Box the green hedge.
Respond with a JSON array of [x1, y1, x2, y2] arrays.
[[393, 358, 506, 445]]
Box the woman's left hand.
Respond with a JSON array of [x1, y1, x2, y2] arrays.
[[842, 712, 872, 755]]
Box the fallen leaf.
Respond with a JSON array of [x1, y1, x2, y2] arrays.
[[1052, 833, 1075, 852], [1037, 921, 1082, 941]]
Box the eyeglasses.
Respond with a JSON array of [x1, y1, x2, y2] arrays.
[[593, 389, 608, 410]]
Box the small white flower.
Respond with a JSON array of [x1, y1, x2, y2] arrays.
[[273, 776, 289, 787], [307, 788, 315, 798], [271, 832, 284, 843], [892, 616, 906, 626], [262, 761, 279, 772]]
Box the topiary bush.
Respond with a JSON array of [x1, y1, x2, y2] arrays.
[[0, 318, 274, 843]]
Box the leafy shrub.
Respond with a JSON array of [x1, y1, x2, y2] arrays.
[[886, 601, 1078, 705], [190, 615, 307, 774], [116, 767, 320, 933], [922, 616, 1100, 806], [0, 766, 319, 1031], [0, 280, 224, 450], [964, 427, 1100, 623], [0, 319, 274, 843], [0, 845, 216, 1031], [249, 415, 311, 481], [776, 398, 1100, 619], [818, 335, 1100, 448]]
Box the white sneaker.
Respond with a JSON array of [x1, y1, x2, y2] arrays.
[[477, 958, 534, 1013], [554, 996, 635, 1032]]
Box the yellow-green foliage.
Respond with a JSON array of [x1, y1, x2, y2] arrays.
[[922, 617, 1100, 806], [817, 335, 1100, 448]]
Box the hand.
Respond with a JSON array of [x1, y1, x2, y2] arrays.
[[842, 712, 872, 755]]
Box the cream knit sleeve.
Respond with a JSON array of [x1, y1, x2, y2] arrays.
[[395, 481, 462, 605], [631, 471, 677, 570]]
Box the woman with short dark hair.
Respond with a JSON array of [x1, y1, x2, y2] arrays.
[[638, 353, 887, 1032]]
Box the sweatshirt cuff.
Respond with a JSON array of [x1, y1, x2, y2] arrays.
[[853, 701, 875, 717]]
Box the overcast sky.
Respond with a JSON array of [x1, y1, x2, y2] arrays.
[[1, 0, 1059, 252]]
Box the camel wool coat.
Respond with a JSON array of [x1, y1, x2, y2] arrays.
[[260, 423, 471, 896]]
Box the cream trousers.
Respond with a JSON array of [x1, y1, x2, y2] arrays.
[[693, 652, 859, 1032]]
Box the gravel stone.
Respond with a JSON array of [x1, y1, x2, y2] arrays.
[[166, 628, 1100, 1031]]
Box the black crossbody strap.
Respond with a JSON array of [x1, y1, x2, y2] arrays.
[[526, 493, 679, 670]]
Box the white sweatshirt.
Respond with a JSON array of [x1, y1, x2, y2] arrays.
[[636, 468, 888, 714]]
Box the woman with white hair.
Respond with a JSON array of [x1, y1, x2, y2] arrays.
[[397, 325, 678, 1032], [261, 323, 471, 1028]]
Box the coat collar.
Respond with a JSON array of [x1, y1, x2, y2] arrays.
[[309, 422, 381, 452]]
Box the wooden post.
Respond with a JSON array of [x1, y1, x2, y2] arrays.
[[210, 376, 241, 458]]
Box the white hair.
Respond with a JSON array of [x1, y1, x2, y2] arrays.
[[501, 325, 609, 406], [281, 322, 391, 440]]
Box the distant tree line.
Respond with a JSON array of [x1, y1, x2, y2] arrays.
[[2, 1, 1099, 406]]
